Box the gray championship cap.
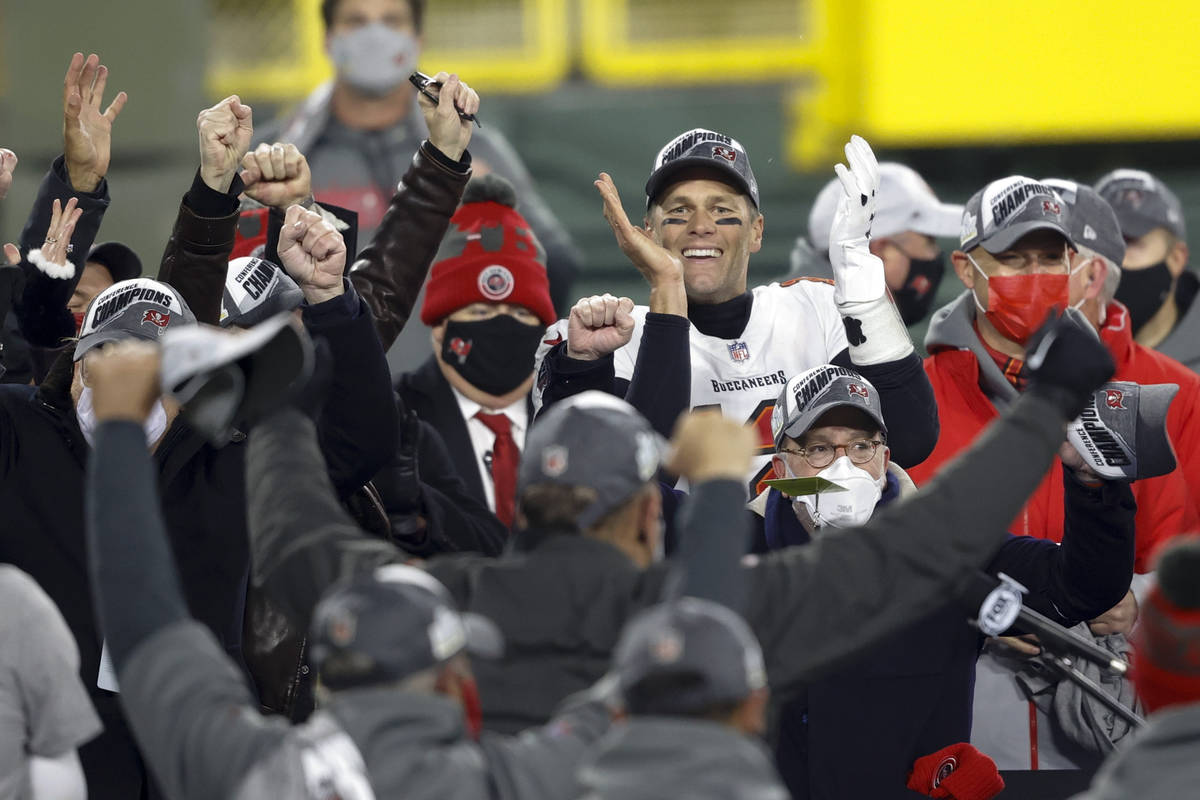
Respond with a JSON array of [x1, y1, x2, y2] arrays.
[[771, 364, 887, 449], [959, 176, 1075, 254], [1067, 381, 1179, 481], [808, 162, 962, 252], [1043, 179, 1127, 267], [645, 128, 760, 210], [615, 597, 767, 714], [1094, 169, 1187, 240], [86, 241, 143, 284], [309, 563, 503, 691], [519, 391, 665, 529], [75, 278, 197, 361], [219, 256, 305, 328]]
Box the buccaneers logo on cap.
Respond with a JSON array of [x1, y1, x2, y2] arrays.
[[142, 309, 171, 328], [1105, 389, 1126, 410], [478, 265, 515, 301], [847, 383, 870, 399], [1042, 200, 1061, 216], [712, 146, 737, 163]]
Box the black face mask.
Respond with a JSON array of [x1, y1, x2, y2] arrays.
[[442, 315, 545, 397], [892, 253, 946, 326], [1115, 260, 1173, 334]]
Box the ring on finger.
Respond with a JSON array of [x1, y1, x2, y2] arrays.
[[44, 236, 58, 244]]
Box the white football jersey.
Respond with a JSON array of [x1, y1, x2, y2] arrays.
[[535, 279, 849, 494]]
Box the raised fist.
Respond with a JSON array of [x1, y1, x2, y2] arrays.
[[197, 95, 253, 193], [277, 205, 346, 304], [666, 410, 756, 483], [565, 294, 635, 361], [240, 142, 313, 210], [84, 340, 163, 424]]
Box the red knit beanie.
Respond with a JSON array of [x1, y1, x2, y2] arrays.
[[1134, 535, 1200, 713], [907, 743, 1004, 800], [420, 175, 555, 327]]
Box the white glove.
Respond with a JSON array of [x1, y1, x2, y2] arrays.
[[829, 135, 887, 305]]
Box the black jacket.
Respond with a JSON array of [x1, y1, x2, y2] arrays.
[[0, 283, 395, 800], [395, 354, 533, 509]]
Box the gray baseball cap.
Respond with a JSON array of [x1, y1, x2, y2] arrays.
[[519, 391, 665, 529], [645, 128, 760, 210], [1043, 179, 1127, 267], [1094, 169, 1187, 240], [309, 563, 503, 691], [219, 256, 305, 329], [959, 176, 1075, 254], [615, 598, 766, 714], [1067, 381, 1179, 482], [771, 365, 887, 449], [75, 278, 197, 361]]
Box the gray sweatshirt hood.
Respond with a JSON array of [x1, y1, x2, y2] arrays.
[[1072, 703, 1200, 800], [924, 290, 1020, 407], [578, 717, 788, 800]]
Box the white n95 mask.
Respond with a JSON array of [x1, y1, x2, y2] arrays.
[[793, 455, 884, 530]]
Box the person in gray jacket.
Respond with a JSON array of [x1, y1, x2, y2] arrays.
[[578, 597, 787, 800], [1072, 536, 1200, 800], [81, 340, 611, 800]]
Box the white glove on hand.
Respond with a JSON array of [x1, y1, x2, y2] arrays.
[[829, 135, 887, 305]]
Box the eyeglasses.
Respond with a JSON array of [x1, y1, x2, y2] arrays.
[[779, 439, 884, 469]]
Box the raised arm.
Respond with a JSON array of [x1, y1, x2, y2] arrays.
[[82, 343, 286, 800], [157, 95, 253, 323], [826, 136, 937, 466], [13, 53, 125, 347], [348, 71, 477, 349]]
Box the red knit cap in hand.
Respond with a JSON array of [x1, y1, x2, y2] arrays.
[[907, 743, 1004, 800], [420, 174, 556, 327], [1134, 535, 1200, 713]]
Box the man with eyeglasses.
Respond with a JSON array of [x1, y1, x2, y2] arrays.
[[907, 177, 1198, 786], [749, 363, 1136, 799]]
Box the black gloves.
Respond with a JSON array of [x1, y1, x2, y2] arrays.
[[1024, 308, 1116, 421]]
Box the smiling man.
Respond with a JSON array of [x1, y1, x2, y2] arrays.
[[535, 131, 939, 495]]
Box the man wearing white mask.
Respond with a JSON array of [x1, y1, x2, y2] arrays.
[[749, 362, 1138, 800], [256, 0, 580, 364]]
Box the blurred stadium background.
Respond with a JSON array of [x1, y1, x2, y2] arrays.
[[3, 0, 1199, 346]]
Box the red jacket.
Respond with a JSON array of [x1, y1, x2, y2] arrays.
[[911, 302, 1198, 573]]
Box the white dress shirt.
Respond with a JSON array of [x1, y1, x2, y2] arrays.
[[450, 386, 529, 513]]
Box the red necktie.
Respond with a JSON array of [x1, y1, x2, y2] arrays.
[[475, 411, 518, 527]]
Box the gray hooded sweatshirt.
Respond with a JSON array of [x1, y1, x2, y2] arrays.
[[577, 718, 788, 800], [1070, 703, 1200, 800]]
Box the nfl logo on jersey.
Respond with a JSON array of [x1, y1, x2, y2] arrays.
[[727, 341, 751, 362]]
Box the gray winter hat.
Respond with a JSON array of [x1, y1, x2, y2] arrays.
[[959, 176, 1075, 254], [219, 256, 304, 328], [615, 598, 767, 714], [519, 391, 665, 529], [309, 564, 503, 690], [1094, 169, 1187, 240], [645, 128, 760, 209], [1043, 179, 1127, 267], [771, 364, 886, 449]]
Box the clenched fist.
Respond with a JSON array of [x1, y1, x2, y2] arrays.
[[240, 142, 313, 210], [84, 340, 163, 424], [666, 410, 756, 483], [197, 95, 253, 193], [418, 71, 479, 162], [278, 205, 346, 304], [566, 294, 635, 361]]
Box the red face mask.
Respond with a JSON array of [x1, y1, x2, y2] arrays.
[[969, 255, 1068, 345]]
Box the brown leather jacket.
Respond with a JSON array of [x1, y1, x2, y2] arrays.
[[348, 141, 471, 352]]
